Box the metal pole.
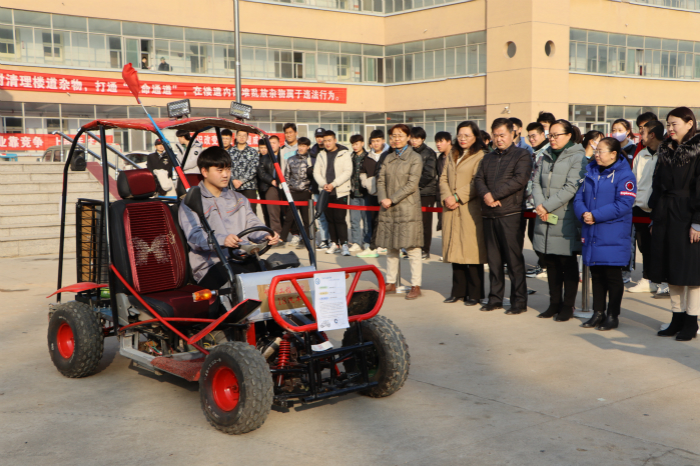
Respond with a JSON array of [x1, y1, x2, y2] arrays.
[[581, 265, 590, 312], [233, 0, 242, 104]]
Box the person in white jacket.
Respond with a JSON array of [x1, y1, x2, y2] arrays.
[[629, 119, 665, 294], [313, 130, 353, 256], [173, 130, 202, 174]]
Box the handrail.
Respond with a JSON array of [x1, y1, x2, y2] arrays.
[[267, 265, 385, 333], [84, 130, 141, 169], [51, 131, 120, 173]]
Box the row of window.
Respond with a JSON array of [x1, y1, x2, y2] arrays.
[[630, 0, 700, 11], [568, 104, 700, 133], [0, 102, 486, 152], [0, 8, 485, 84], [241, 0, 466, 15], [569, 29, 700, 80]]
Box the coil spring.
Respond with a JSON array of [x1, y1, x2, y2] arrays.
[[276, 338, 291, 369]]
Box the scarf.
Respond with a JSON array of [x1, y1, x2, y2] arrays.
[[550, 141, 574, 162]]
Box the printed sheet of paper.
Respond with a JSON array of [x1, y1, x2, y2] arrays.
[[314, 272, 349, 331]]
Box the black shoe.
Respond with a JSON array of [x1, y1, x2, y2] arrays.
[[658, 312, 685, 337], [464, 298, 479, 306], [505, 306, 527, 315], [480, 303, 503, 312], [527, 289, 537, 295], [675, 314, 698, 341], [554, 305, 574, 322], [422, 252, 430, 260], [537, 305, 559, 319], [443, 296, 462, 303], [581, 311, 604, 328], [595, 314, 619, 331]]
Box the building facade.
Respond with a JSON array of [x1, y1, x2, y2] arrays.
[[0, 0, 699, 156]]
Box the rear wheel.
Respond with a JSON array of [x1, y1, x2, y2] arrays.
[[342, 315, 410, 397], [47, 301, 104, 378], [199, 342, 273, 434]]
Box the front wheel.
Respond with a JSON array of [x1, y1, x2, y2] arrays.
[[47, 301, 104, 378], [342, 315, 410, 398], [199, 342, 273, 434]]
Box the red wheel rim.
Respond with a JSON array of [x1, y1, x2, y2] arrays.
[[211, 366, 240, 412], [56, 322, 75, 359]]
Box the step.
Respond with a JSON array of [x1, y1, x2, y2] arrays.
[[0, 190, 109, 204], [0, 211, 76, 225], [0, 232, 76, 258], [0, 162, 65, 173], [0, 199, 103, 214], [0, 171, 93, 182], [0, 180, 102, 194]]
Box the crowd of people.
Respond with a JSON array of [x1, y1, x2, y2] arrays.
[[154, 108, 700, 342]]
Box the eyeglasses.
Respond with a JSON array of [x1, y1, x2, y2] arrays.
[[390, 134, 406, 139], [548, 133, 568, 139]]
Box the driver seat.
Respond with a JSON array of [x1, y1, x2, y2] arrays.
[[110, 169, 211, 319]]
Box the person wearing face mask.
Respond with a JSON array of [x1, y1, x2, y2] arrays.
[[574, 137, 636, 331], [611, 119, 637, 165], [582, 131, 605, 160], [532, 120, 587, 321], [649, 107, 700, 341], [440, 121, 487, 306]]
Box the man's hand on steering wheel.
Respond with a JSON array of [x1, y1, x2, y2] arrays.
[[224, 234, 241, 248], [265, 232, 281, 245]]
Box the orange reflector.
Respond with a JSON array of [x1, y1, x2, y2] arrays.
[[192, 289, 215, 302]]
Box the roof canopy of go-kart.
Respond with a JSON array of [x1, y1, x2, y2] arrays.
[[80, 117, 266, 136]]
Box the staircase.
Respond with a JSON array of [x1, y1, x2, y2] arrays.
[[0, 162, 111, 257]]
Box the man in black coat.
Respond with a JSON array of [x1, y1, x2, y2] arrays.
[[410, 127, 439, 259], [474, 118, 533, 314]]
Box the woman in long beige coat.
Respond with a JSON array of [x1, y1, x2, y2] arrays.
[[440, 121, 487, 306], [376, 124, 424, 300]]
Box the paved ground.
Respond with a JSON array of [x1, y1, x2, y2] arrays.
[[2, 236, 700, 466]]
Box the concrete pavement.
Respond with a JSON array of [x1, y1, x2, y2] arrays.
[[1, 241, 700, 466]]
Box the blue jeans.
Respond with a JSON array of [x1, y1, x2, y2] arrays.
[[349, 195, 372, 245], [313, 193, 329, 243]]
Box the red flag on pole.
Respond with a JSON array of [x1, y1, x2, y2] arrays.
[[122, 63, 141, 103]]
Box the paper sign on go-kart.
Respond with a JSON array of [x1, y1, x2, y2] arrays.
[[313, 272, 349, 331]]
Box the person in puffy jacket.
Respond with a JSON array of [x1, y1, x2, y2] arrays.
[[574, 137, 636, 331], [532, 120, 586, 322]]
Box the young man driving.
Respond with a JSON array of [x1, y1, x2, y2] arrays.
[[179, 146, 280, 291]]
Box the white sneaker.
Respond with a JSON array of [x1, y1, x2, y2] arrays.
[[656, 283, 670, 296], [341, 243, 351, 256], [622, 270, 632, 284], [628, 279, 657, 293], [348, 243, 362, 252], [290, 235, 300, 246], [326, 243, 339, 254]]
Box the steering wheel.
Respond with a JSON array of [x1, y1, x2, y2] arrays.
[[229, 225, 275, 260]]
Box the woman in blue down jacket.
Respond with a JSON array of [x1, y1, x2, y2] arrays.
[[574, 137, 636, 331]]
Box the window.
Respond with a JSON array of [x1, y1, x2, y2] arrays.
[[0, 25, 14, 56]]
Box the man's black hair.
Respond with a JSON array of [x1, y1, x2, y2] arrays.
[[526, 122, 544, 133], [283, 122, 297, 132], [298, 137, 311, 146], [481, 130, 491, 142], [508, 117, 523, 128], [175, 129, 191, 140], [644, 120, 665, 141], [369, 129, 385, 141], [236, 128, 249, 135], [434, 131, 452, 142], [350, 134, 364, 144], [220, 129, 233, 137], [323, 130, 336, 138], [269, 135, 280, 142], [537, 112, 556, 125], [491, 118, 514, 132], [637, 111, 658, 127], [197, 146, 231, 171], [410, 126, 427, 140]]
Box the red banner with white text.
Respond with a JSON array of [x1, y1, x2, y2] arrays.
[[0, 69, 347, 103], [0, 133, 113, 151]]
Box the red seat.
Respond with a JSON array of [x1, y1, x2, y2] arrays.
[[111, 169, 210, 319]]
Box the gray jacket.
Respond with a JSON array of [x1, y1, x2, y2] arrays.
[[174, 139, 203, 174], [532, 143, 587, 256], [179, 182, 267, 282]]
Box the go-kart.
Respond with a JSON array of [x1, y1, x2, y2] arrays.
[[46, 113, 410, 434]]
